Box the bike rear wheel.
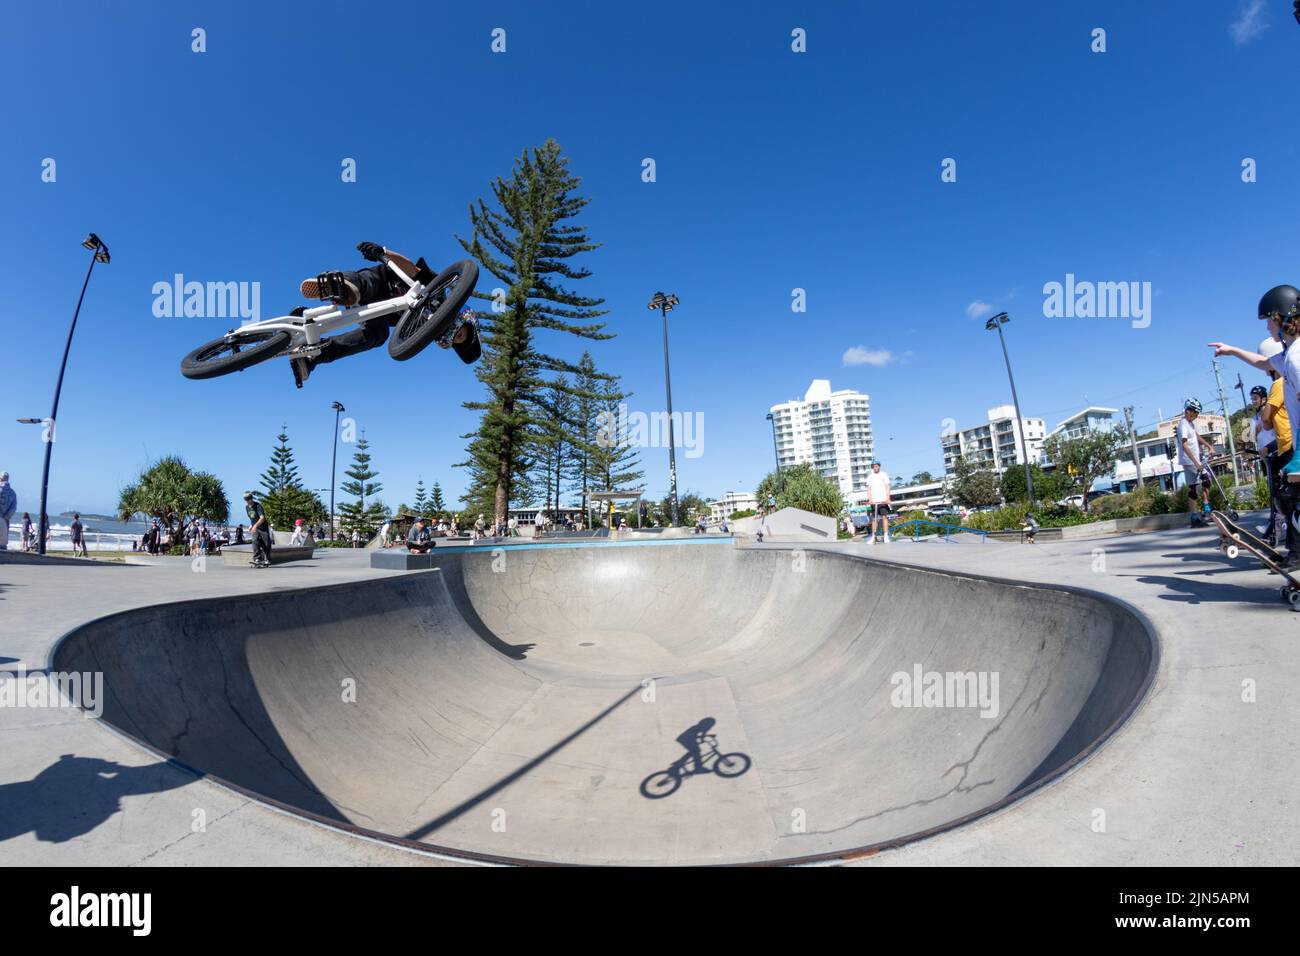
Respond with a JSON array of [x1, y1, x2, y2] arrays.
[[181, 330, 291, 379], [639, 770, 681, 799], [388, 259, 479, 361]]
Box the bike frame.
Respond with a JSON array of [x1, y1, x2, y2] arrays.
[[224, 259, 423, 350]]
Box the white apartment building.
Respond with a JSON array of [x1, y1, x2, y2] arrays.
[[769, 380, 874, 496], [941, 404, 1046, 476], [708, 491, 760, 522]]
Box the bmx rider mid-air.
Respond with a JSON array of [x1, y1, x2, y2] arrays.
[[291, 241, 476, 387]]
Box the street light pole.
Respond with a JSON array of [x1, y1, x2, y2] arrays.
[[985, 313, 1035, 508], [1123, 405, 1144, 489], [32, 235, 109, 555], [647, 292, 680, 526], [765, 412, 783, 493], [329, 401, 345, 540]]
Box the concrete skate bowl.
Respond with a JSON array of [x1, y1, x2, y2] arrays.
[[54, 541, 1157, 865]]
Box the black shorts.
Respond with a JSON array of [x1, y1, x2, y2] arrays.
[[869, 503, 891, 517]]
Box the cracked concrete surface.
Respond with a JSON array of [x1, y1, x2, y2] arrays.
[[13, 539, 1149, 864]]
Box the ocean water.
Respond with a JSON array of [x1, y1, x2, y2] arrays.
[[6, 513, 174, 551]]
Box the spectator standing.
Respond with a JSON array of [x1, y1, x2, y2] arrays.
[[70, 512, 89, 557], [865, 460, 893, 544], [21, 512, 34, 550], [0, 472, 16, 550]]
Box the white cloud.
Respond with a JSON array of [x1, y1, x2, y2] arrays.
[[965, 299, 994, 320], [842, 346, 895, 368], [1230, 0, 1269, 46]]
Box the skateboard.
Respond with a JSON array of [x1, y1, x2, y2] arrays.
[[1208, 510, 1300, 606]]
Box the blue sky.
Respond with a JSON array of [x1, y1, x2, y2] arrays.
[[3, 0, 1298, 516]]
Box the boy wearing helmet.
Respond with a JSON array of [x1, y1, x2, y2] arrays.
[[1177, 398, 1217, 526], [1209, 284, 1300, 565]]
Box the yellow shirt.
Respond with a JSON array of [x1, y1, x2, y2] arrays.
[[1268, 377, 1292, 454]]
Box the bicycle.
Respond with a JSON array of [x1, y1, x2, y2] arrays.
[[180, 255, 480, 380], [639, 734, 752, 799]]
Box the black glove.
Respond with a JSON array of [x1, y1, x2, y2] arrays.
[[357, 241, 386, 262]]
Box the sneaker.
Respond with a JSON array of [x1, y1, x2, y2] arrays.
[[290, 355, 312, 389], [884, 534, 892, 544], [300, 271, 360, 306]]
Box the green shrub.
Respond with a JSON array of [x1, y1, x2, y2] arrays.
[[1254, 476, 1272, 509]]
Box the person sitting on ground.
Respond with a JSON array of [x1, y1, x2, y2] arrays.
[[406, 518, 434, 554], [290, 241, 476, 387]]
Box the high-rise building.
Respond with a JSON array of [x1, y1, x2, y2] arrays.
[[941, 404, 1046, 476], [769, 380, 874, 495]]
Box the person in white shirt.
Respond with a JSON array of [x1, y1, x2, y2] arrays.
[[1175, 399, 1217, 527], [290, 519, 309, 546], [865, 460, 893, 543]]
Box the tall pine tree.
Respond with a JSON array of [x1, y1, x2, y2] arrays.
[[260, 426, 301, 496], [257, 426, 325, 529], [533, 376, 582, 516], [457, 139, 613, 523], [338, 434, 387, 539], [430, 481, 445, 516], [591, 375, 644, 500], [413, 479, 429, 515]]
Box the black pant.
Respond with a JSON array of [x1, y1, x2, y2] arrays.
[[313, 267, 403, 366], [252, 529, 272, 565], [1270, 449, 1300, 555]]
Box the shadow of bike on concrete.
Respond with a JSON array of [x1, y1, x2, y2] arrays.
[[639, 718, 752, 799]]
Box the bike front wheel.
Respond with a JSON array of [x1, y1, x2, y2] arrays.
[[388, 259, 479, 361], [713, 753, 752, 778], [639, 770, 681, 799], [181, 329, 291, 379]]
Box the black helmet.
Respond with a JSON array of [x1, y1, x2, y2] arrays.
[[1184, 397, 1202, 414], [1250, 385, 1268, 399], [1258, 285, 1300, 321]]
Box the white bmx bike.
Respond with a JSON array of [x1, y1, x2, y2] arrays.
[[180, 256, 480, 380]]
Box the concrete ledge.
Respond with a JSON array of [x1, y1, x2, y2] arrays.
[[223, 544, 315, 567], [983, 511, 1201, 542], [371, 550, 437, 571]]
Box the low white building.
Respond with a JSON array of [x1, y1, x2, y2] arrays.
[[846, 480, 949, 514], [709, 491, 759, 522]]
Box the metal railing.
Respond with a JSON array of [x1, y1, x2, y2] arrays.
[[889, 519, 988, 543]]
